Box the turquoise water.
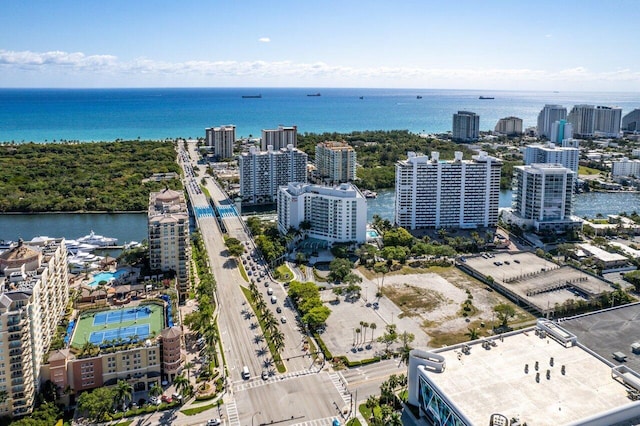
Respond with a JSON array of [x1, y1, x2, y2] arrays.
[[89, 269, 126, 287], [2, 88, 640, 142], [367, 230, 380, 238]]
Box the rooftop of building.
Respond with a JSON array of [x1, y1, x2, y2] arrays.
[[578, 243, 628, 263], [281, 182, 365, 199], [421, 321, 635, 425], [317, 141, 354, 150], [0, 240, 40, 262]]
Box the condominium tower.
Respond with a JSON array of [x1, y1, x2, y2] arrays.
[[509, 163, 578, 233], [494, 116, 523, 136], [622, 109, 640, 132], [277, 182, 367, 244], [0, 238, 69, 417], [550, 119, 573, 144], [205, 125, 236, 159], [523, 143, 579, 172], [261, 125, 297, 151], [594, 106, 622, 138], [611, 158, 640, 177], [148, 188, 190, 303], [452, 111, 480, 142], [239, 145, 307, 204], [315, 141, 357, 184], [537, 105, 567, 139], [567, 104, 596, 138], [395, 151, 502, 229]]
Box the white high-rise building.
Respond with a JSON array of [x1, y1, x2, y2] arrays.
[[395, 151, 501, 229], [494, 116, 523, 136], [567, 104, 596, 138], [205, 125, 236, 159], [508, 163, 579, 233], [537, 105, 567, 139], [611, 158, 640, 177], [261, 125, 297, 151], [622, 109, 640, 132], [594, 106, 622, 138], [148, 188, 190, 302], [239, 145, 307, 204], [550, 120, 573, 144], [523, 143, 579, 173], [452, 111, 480, 142], [277, 182, 367, 244], [0, 238, 69, 417], [315, 141, 357, 184]]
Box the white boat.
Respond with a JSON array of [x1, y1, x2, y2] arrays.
[[68, 250, 104, 273], [124, 241, 141, 249], [65, 239, 99, 254], [77, 230, 118, 247], [362, 190, 378, 199]]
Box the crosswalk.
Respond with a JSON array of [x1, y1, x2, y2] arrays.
[[217, 205, 238, 218], [291, 416, 343, 426], [328, 371, 351, 407], [232, 368, 318, 392], [194, 205, 215, 218], [225, 399, 240, 426]]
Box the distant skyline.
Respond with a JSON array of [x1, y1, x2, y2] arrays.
[[1, 0, 639, 91]]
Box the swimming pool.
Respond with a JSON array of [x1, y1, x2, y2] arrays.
[[89, 269, 126, 287], [367, 230, 380, 238]]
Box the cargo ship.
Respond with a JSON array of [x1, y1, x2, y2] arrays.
[[242, 94, 262, 98]]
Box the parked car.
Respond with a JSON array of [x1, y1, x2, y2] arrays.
[[280, 316, 287, 324], [276, 306, 282, 313], [207, 419, 221, 426], [261, 370, 269, 380], [149, 396, 161, 406], [161, 395, 172, 403]]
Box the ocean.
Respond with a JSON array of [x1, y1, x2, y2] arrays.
[[2, 87, 640, 142]]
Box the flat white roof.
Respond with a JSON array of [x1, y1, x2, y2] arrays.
[[578, 243, 628, 263], [423, 330, 634, 425]]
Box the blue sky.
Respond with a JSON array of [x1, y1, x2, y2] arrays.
[[1, 0, 639, 90]]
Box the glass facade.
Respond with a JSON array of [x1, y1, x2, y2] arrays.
[[418, 375, 468, 426]]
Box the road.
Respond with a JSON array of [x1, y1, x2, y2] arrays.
[[178, 141, 349, 425]]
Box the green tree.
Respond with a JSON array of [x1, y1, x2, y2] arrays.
[[224, 236, 245, 257], [398, 331, 415, 365], [377, 324, 398, 352], [302, 305, 331, 330], [493, 303, 516, 328], [114, 379, 133, 410], [382, 227, 414, 247], [77, 386, 116, 422], [465, 327, 480, 341], [149, 381, 163, 398], [173, 374, 190, 397], [328, 258, 354, 282]]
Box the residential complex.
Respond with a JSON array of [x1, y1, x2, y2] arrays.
[[594, 105, 622, 138], [407, 307, 640, 426], [205, 125, 236, 159], [507, 163, 579, 233], [567, 104, 596, 138], [148, 188, 190, 303], [537, 104, 567, 139], [314, 141, 357, 184], [239, 145, 307, 204], [0, 238, 69, 417], [261, 125, 297, 151], [523, 143, 579, 172], [622, 108, 640, 132], [494, 116, 523, 136], [394, 151, 501, 230], [611, 157, 640, 177], [277, 182, 367, 244], [452, 111, 480, 142], [550, 119, 573, 143]]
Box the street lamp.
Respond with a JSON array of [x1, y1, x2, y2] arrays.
[[252, 411, 262, 426]]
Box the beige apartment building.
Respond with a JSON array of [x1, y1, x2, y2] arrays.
[[314, 141, 357, 184], [0, 238, 69, 417], [148, 189, 190, 303]]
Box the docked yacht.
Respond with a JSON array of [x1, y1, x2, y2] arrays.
[[77, 230, 118, 247]]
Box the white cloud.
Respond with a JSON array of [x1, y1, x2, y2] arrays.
[[1, 49, 639, 90], [258, 37, 271, 43]]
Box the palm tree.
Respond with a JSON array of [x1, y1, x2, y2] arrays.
[[361, 322, 369, 345], [355, 328, 361, 345], [369, 322, 377, 343], [465, 327, 479, 341], [264, 313, 279, 335], [388, 412, 403, 426], [173, 374, 189, 397], [365, 395, 378, 423], [255, 297, 267, 315], [114, 380, 133, 410], [271, 330, 285, 354], [149, 382, 163, 399], [184, 362, 194, 381]]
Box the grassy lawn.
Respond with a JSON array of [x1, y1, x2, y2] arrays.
[[276, 264, 294, 282], [238, 262, 249, 282], [346, 418, 362, 426], [240, 286, 287, 373], [312, 267, 328, 282], [181, 403, 215, 416], [114, 421, 133, 426], [579, 165, 602, 175]]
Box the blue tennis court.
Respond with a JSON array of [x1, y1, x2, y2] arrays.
[[93, 307, 152, 326], [217, 205, 238, 218], [89, 324, 150, 345], [195, 205, 214, 218]]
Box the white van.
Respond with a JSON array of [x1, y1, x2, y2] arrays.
[[241, 365, 250, 380], [267, 287, 273, 295], [270, 295, 277, 304]]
